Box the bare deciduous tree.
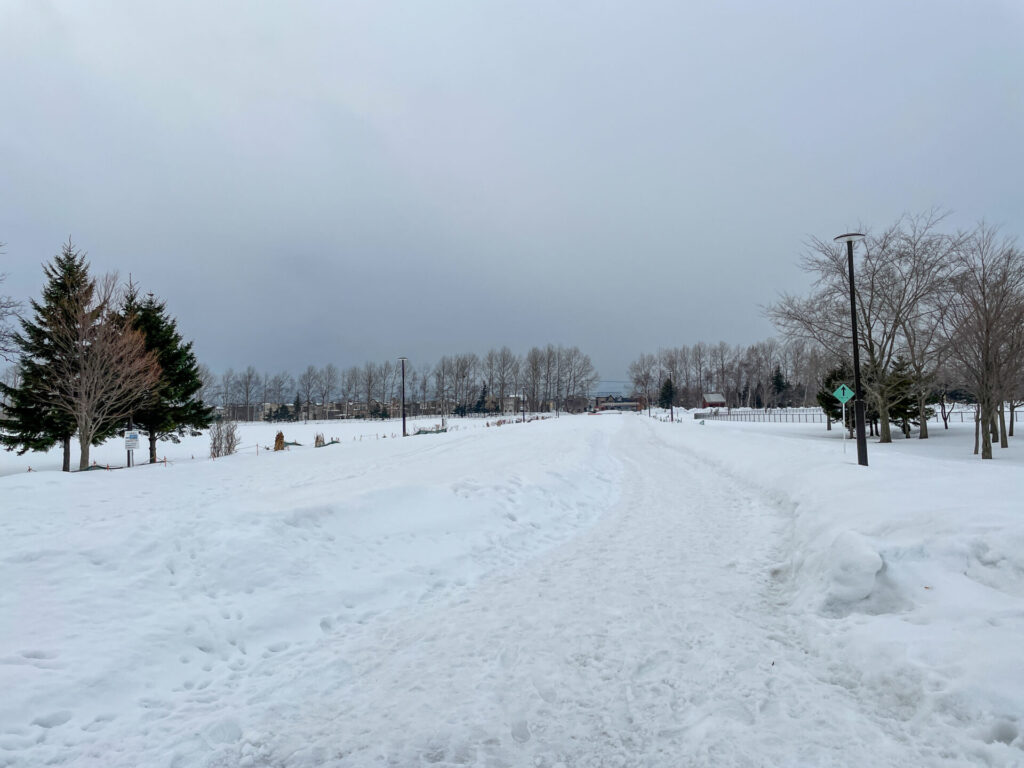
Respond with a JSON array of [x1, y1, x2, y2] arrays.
[[196, 363, 217, 407], [219, 368, 236, 412], [1, 364, 21, 408], [629, 353, 657, 414], [297, 365, 321, 422], [318, 364, 339, 418], [342, 366, 360, 414], [377, 360, 396, 412], [47, 274, 160, 470], [266, 371, 294, 413], [769, 213, 952, 442], [0, 244, 19, 361], [495, 347, 518, 411], [0, 284, 18, 363], [236, 365, 260, 421], [359, 362, 378, 415], [941, 224, 1024, 459], [523, 347, 544, 412]]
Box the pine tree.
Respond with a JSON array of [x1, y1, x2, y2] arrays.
[[771, 366, 791, 407], [0, 241, 90, 471], [816, 362, 854, 433], [124, 285, 214, 463], [658, 377, 676, 409], [881, 358, 928, 438]]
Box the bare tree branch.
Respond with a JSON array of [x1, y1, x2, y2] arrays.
[[46, 273, 161, 469]]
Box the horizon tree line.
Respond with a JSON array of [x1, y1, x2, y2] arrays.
[[199, 344, 601, 422], [4, 216, 1021, 465]]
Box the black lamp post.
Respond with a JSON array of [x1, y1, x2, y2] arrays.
[[834, 232, 868, 467], [398, 356, 408, 437]]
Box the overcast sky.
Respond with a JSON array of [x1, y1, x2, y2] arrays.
[[2, 1, 1022, 385]]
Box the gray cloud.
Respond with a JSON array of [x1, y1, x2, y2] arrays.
[[2, 0, 1022, 382]]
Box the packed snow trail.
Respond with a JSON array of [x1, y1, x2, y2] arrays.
[[5, 415, 1017, 767], [224, 417, 947, 767]]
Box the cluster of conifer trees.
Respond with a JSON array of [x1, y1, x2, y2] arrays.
[[0, 241, 211, 471]]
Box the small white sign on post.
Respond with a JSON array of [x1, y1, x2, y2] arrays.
[[125, 431, 140, 451]]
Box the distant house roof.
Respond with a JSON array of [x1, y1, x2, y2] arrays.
[[702, 392, 727, 405]]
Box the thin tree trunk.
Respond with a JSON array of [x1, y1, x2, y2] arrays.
[[974, 406, 980, 455], [981, 404, 993, 459], [149, 432, 159, 464], [1010, 401, 1016, 437], [62, 436, 71, 472], [918, 397, 929, 439], [998, 408, 1008, 449]]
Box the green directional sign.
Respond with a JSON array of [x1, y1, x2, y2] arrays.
[[833, 383, 854, 404]]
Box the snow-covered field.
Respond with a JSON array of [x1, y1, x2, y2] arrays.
[[2, 413, 1023, 767]]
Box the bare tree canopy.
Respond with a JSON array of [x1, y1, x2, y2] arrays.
[[940, 224, 1024, 458], [768, 211, 960, 443], [0, 244, 20, 361], [46, 274, 161, 469]]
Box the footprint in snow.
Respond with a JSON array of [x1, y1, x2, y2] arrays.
[[510, 719, 531, 743], [31, 711, 72, 729]]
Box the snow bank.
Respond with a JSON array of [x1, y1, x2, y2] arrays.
[[661, 413, 1024, 762]]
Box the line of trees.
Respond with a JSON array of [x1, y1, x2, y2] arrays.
[[628, 213, 1024, 460], [0, 241, 212, 470], [627, 338, 830, 414], [767, 212, 1024, 459], [202, 345, 601, 422]]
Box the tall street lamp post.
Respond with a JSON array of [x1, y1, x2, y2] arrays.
[[834, 232, 868, 467], [398, 356, 408, 437]]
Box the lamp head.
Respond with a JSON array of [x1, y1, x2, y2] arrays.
[[833, 233, 866, 244]]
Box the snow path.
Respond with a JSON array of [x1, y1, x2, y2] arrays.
[[5, 415, 1018, 766], [225, 418, 915, 767]]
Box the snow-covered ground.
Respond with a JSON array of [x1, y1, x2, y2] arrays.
[[2, 412, 1023, 767]]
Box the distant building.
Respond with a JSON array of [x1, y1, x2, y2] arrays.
[[594, 395, 640, 412], [702, 392, 727, 409]]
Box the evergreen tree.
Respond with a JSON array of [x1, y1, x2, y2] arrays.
[[0, 241, 90, 471], [293, 393, 302, 421], [816, 362, 854, 432], [658, 377, 676, 409], [123, 285, 214, 463], [879, 357, 930, 438], [771, 366, 791, 407], [474, 384, 488, 414]]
